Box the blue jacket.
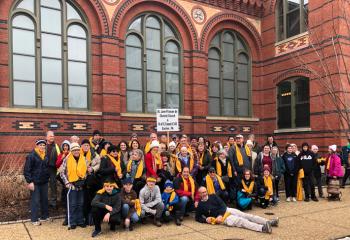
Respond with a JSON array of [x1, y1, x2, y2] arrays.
[[23, 150, 49, 184], [161, 191, 179, 211]]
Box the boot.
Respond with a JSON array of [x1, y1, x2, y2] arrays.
[[175, 211, 182, 226], [154, 218, 162, 227]]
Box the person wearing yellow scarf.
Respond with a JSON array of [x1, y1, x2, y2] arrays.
[[161, 180, 181, 225], [206, 169, 226, 194], [120, 177, 140, 231], [234, 143, 251, 167], [98, 145, 125, 186], [214, 153, 233, 178], [144, 133, 158, 153], [176, 147, 195, 175], [35, 147, 46, 161], [127, 149, 145, 180]]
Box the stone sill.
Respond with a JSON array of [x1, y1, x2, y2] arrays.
[[120, 112, 192, 120], [274, 127, 312, 134], [206, 116, 259, 122], [275, 31, 309, 46], [0, 107, 102, 116]]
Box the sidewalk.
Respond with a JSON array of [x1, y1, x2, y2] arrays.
[[1, 188, 350, 240]]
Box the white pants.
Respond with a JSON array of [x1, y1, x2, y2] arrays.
[[224, 208, 268, 232]]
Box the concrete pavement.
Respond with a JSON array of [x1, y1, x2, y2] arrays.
[[1, 188, 350, 240]]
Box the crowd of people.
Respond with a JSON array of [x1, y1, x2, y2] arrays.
[[23, 130, 345, 237]]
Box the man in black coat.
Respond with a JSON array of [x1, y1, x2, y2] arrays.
[[91, 179, 122, 237]]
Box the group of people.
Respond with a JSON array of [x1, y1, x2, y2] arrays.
[[23, 130, 345, 237]]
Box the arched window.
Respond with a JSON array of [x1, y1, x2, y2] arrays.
[[125, 15, 182, 113], [277, 77, 310, 129], [10, 0, 89, 109], [208, 31, 251, 116], [276, 0, 308, 41]]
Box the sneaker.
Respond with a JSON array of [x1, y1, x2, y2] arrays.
[[68, 225, 76, 230], [92, 230, 102, 238], [262, 222, 272, 234], [311, 197, 319, 202], [269, 217, 279, 227], [32, 221, 41, 226], [175, 218, 181, 226], [286, 197, 291, 202], [292, 197, 297, 202], [276, 197, 280, 202], [304, 198, 310, 202], [39, 217, 51, 222]]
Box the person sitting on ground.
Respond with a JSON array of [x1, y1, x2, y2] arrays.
[[237, 169, 256, 211], [161, 180, 181, 226], [24, 139, 50, 226], [174, 166, 200, 220], [203, 167, 229, 203], [139, 176, 164, 227], [195, 186, 278, 234], [120, 177, 140, 231], [257, 165, 274, 208], [91, 179, 122, 237]]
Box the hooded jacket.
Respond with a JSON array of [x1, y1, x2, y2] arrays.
[[298, 150, 316, 174], [24, 150, 50, 185]]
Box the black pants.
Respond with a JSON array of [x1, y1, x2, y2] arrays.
[[284, 173, 297, 198], [342, 168, 350, 186], [83, 186, 97, 225], [274, 175, 281, 198], [48, 167, 57, 206], [162, 202, 181, 222], [303, 173, 316, 199], [91, 207, 121, 231], [132, 179, 146, 196]]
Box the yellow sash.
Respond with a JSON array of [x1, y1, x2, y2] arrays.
[[241, 179, 255, 194], [89, 137, 96, 149], [235, 143, 251, 166], [164, 189, 176, 211], [182, 175, 195, 199], [55, 144, 61, 155], [176, 155, 194, 173], [263, 176, 273, 200], [215, 158, 233, 177], [297, 169, 304, 201], [206, 174, 225, 194], [34, 147, 46, 160], [208, 211, 231, 225], [100, 149, 107, 157], [80, 148, 91, 165], [134, 199, 142, 216], [144, 141, 151, 153], [199, 152, 204, 166], [127, 160, 144, 179], [108, 154, 122, 177], [67, 153, 87, 182]]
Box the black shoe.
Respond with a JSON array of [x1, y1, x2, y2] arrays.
[[175, 218, 181, 226], [62, 220, 68, 226], [78, 223, 87, 228], [92, 230, 101, 238], [129, 223, 134, 231], [68, 225, 76, 230], [184, 213, 190, 217], [311, 197, 319, 202], [262, 222, 272, 234], [304, 198, 310, 202], [179, 216, 184, 222], [154, 218, 162, 227], [340, 185, 345, 189], [110, 224, 116, 231]]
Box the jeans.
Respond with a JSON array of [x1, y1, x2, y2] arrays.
[[284, 173, 297, 198], [179, 196, 194, 216], [122, 204, 140, 223], [48, 167, 57, 206], [67, 188, 84, 226], [92, 207, 121, 231], [30, 183, 49, 222]]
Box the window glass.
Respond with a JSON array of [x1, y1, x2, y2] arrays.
[[41, 33, 62, 58], [13, 81, 35, 106], [147, 92, 161, 112], [12, 15, 34, 29], [127, 91, 142, 112], [68, 25, 86, 38], [224, 99, 235, 116], [67, 3, 82, 20], [12, 29, 35, 55], [208, 97, 220, 115], [41, 0, 60, 9], [42, 83, 62, 107], [40, 7, 61, 34], [13, 55, 35, 81], [128, 17, 141, 32], [68, 37, 87, 61], [68, 61, 87, 85], [42, 58, 62, 83], [17, 0, 34, 13], [68, 85, 87, 108]]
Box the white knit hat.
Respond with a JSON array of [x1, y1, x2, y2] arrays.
[[150, 140, 160, 149], [168, 141, 176, 147], [70, 142, 80, 151], [246, 140, 253, 146], [329, 145, 337, 152]]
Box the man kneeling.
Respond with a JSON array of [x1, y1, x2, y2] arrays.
[[195, 187, 278, 233], [91, 179, 121, 237]]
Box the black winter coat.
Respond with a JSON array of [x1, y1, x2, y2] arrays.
[[23, 150, 49, 184], [91, 189, 121, 216]]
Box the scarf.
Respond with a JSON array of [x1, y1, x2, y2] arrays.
[[241, 179, 254, 194], [163, 188, 176, 211], [182, 175, 195, 199], [152, 153, 162, 173], [89, 137, 95, 148], [144, 141, 151, 153], [100, 149, 107, 157], [67, 153, 87, 182], [263, 175, 273, 200], [176, 155, 194, 173], [127, 160, 144, 179], [81, 148, 91, 165], [297, 169, 304, 201], [206, 174, 225, 194], [108, 154, 122, 178], [207, 211, 231, 225], [97, 183, 118, 194], [215, 158, 233, 177], [134, 199, 142, 216], [199, 152, 204, 166], [235, 143, 251, 166], [34, 147, 46, 160]]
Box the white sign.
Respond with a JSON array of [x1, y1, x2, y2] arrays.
[[156, 109, 179, 132]]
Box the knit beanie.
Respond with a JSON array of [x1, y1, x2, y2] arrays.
[[164, 180, 173, 189]]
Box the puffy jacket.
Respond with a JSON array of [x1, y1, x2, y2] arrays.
[[23, 150, 49, 184], [328, 154, 344, 178]]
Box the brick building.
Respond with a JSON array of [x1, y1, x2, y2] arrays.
[[0, 0, 348, 163]]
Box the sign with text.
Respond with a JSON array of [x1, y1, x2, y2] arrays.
[[156, 109, 179, 132]]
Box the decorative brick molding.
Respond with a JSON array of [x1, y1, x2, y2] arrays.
[[92, 0, 110, 35], [273, 68, 312, 85], [65, 122, 92, 131], [111, 0, 198, 49], [275, 33, 309, 56], [13, 121, 42, 130]]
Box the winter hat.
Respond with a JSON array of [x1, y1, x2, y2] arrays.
[[301, 142, 309, 149], [147, 176, 157, 182], [93, 130, 101, 136], [168, 141, 176, 147], [70, 142, 80, 151], [150, 140, 160, 149], [36, 139, 46, 146], [311, 145, 318, 151], [61, 140, 70, 150], [329, 145, 337, 152], [81, 139, 90, 146], [164, 180, 173, 189], [235, 134, 243, 139], [107, 145, 118, 153], [246, 140, 253, 146], [218, 149, 226, 156], [208, 167, 216, 173], [122, 177, 133, 185]]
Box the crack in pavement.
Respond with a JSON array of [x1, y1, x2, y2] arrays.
[[22, 222, 33, 240]]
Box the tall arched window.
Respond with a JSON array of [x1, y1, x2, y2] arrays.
[[276, 0, 308, 41], [125, 15, 182, 113], [277, 77, 310, 129], [208, 31, 251, 117], [10, 0, 90, 109]]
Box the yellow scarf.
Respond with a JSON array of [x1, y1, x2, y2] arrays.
[[199, 152, 205, 166], [80, 148, 91, 165], [144, 141, 151, 153], [108, 154, 122, 178], [164, 189, 176, 211], [263, 175, 273, 200], [134, 199, 142, 216], [176, 155, 194, 173], [96, 182, 118, 194], [89, 137, 96, 149], [67, 153, 87, 182], [127, 160, 144, 179], [297, 169, 304, 201], [206, 174, 225, 194], [241, 179, 255, 194], [100, 149, 107, 157], [326, 156, 331, 170], [208, 211, 231, 225], [34, 147, 46, 160], [234, 143, 251, 166], [215, 158, 233, 177], [182, 175, 195, 199]]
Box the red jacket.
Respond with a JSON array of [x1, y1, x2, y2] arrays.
[[56, 152, 69, 169], [174, 175, 200, 202], [145, 152, 160, 178]]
